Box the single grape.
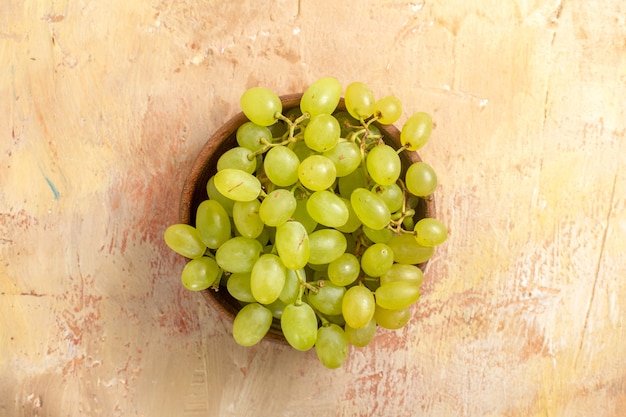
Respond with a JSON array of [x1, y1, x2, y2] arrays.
[[232, 200, 264, 239], [338, 167, 368, 199], [279, 268, 303, 304], [164, 224, 206, 259], [213, 168, 262, 202], [315, 324, 349, 369], [405, 161, 437, 197], [275, 221, 310, 270], [401, 112, 432, 151], [263, 145, 300, 187], [308, 229, 347, 265], [300, 77, 342, 117], [323, 141, 362, 177], [281, 302, 318, 351], [342, 285, 376, 329], [374, 305, 411, 330], [414, 217, 448, 247], [195, 200, 231, 249], [215, 236, 263, 273], [366, 144, 402, 186], [216, 146, 257, 174], [306, 190, 349, 228], [240, 86, 282, 126], [360, 243, 394, 277], [226, 272, 256, 303], [250, 253, 286, 305], [236, 121, 272, 152], [259, 189, 297, 227], [292, 197, 318, 234], [373, 95, 402, 125], [304, 114, 341, 152], [362, 225, 393, 244], [380, 263, 424, 287], [181, 256, 222, 291], [298, 155, 337, 191], [266, 297, 288, 319], [345, 81, 375, 120], [335, 198, 362, 233], [373, 183, 404, 213], [350, 188, 391, 230], [345, 318, 377, 347], [327, 253, 360, 286], [375, 281, 421, 310], [290, 139, 317, 161], [307, 280, 346, 316], [388, 233, 434, 264], [232, 303, 273, 346]]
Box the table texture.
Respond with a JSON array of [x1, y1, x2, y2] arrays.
[[2, 1, 625, 416]]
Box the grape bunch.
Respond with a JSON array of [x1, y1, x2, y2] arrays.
[[164, 77, 447, 369]]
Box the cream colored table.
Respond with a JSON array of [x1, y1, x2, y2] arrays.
[[2, 1, 625, 416]]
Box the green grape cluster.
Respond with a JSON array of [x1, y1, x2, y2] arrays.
[[164, 77, 448, 369]]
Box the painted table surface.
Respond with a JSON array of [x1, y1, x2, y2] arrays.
[[1, 1, 625, 416]]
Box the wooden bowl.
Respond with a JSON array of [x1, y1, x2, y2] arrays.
[[179, 93, 436, 343]]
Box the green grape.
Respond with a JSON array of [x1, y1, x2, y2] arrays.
[[256, 225, 271, 246], [327, 253, 360, 286], [315, 324, 349, 369], [181, 256, 222, 291], [290, 139, 318, 161], [323, 141, 362, 177], [266, 297, 288, 319], [215, 236, 263, 273], [342, 285, 376, 329], [298, 155, 337, 191], [206, 176, 235, 216], [362, 225, 393, 244], [333, 111, 360, 137], [374, 305, 411, 330], [232, 303, 273, 347], [240, 86, 282, 126], [350, 188, 391, 230], [250, 253, 286, 305], [401, 112, 432, 151], [414, 217, 448, 247], [388, 232, 434, 264], [292, 197, 318, 233], [217, 146, 257, 174], [213, 168, 262, 202], [196, 200, 231, 249], [345, 81, 375, 120], [366, 144, 401, 186], [259, 189, 297, 227], [405, 161, 437, 197], [373, 95, 402, 125], [307, 280, 346, 316], [263, 145, 300, 187], [373, 183, 404, 213], [335, 198, 362, 233], [308, 229, 347, 265], [338, 166, 368, 199], [164, 224, 206, 259], [236, 121, 273, 152], [279, 268, 303, 304], [300, 77, 342, 117], [380, 263, 424, 287], [304, 114, 341, 152], [306, 190, 349, 228], [275, 221, 310, 270], [226, 272, 256, 303], [360, 243, 394, 277], [375, 281, 421, 310], [345, 318, 377, 347], [232, 200, 264, 239], [281, 302, 318, 351]]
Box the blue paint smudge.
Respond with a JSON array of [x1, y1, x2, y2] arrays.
[[45, 177, 60, 200]]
